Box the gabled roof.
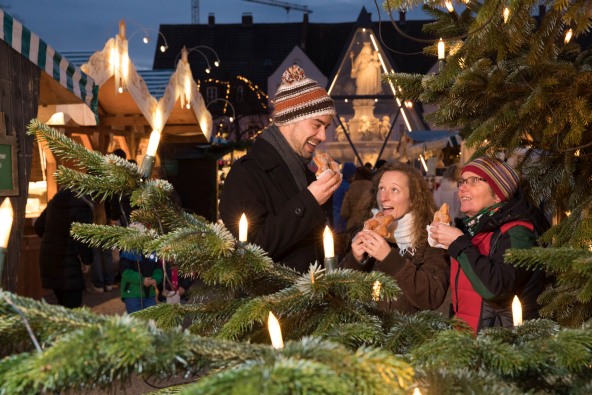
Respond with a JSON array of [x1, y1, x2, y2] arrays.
[[153, 9, 436, 92]]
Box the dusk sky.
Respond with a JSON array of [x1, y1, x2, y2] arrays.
[[1, 0, 428, 69]]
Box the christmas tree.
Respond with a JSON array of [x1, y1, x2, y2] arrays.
[[2, 0, 592, 393]]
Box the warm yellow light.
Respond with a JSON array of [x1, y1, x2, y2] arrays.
[[268, 311, 284, 349], [512, 295, 522, 326], [205, 67, 211, 74], [420, 155, 428, 172], [143, 36, 149, 44], [239, 213, 248, 242], [214, 60, 220, 67], [445, 1, 454, 13], [503, 7, 510, 23], [413, 388, 423, 395], [437, 38, 445, 60], [146, 130, 161, 157], [564, 28, 573, 44], [160, 45, 167, 52], [404, 100, 413, 108], [0, 199, 14, 249], [118, 86, 123, 94], [323, 226, 334, 258], [372, 281, 381, 301]]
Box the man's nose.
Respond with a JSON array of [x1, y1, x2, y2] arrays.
[[317, 126, 327, 142]]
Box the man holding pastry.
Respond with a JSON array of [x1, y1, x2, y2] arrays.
[[341, 163, 449, 314], [219, 65, 342, 273]]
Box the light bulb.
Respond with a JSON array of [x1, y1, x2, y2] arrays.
[[214, 60, 220, 67], [438, 38, 445, 60], [445, 1, 454, 13], [143, 36, 149, 44], [564, 28, 573, 44], [118, 86, 123, 94], [229, 116, 234, 122], [160, 45, 166, 52], [205, 67, 211, 74], [503, 7, 510, 23]]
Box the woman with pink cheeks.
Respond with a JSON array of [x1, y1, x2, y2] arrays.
[[429, 157, 547, 333], [341, 163, 449, 314]]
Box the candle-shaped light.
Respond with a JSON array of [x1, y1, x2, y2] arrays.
[[239, 213, 248, 242], [146, 130, 161, 157], [0, 199, 13, 249], [372, 280, 381, 301], [323, 226, 336, 272], [503, 7, 510, 23], [444, 1, 454, 13], [323, 226, 334, 258], [437, 38, 445, 60], [413, 388, 423, 395], [0, 198, 13, 279], [267, 311, 284, 349], [564, 28, 573, 44], [512, 295, 523, 326]]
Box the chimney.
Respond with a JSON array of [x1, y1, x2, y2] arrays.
[[399, 11, 406, 24], [208, 13, 215, 26], [242, 12, 253, 26]]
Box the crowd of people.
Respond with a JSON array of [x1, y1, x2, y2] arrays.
[[36, 64, 548, 334]]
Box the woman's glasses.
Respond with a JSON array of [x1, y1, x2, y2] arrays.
[[457, 176, 487, 188]]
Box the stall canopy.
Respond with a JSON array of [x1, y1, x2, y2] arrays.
[[0, 8, 97, 122], [406, 130, 462, 156]]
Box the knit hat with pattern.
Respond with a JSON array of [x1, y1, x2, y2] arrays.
[[462, 157, 520, 202], [272, 65, 336, 126]]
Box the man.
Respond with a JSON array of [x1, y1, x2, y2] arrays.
[[219, 65, 342, 273]]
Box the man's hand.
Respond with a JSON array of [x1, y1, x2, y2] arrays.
[[308, 170, 342, 205]]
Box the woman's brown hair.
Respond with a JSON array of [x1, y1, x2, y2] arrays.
[[372, 162, 437, 246]]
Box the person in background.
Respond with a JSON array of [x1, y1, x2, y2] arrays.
[[219, 65, 341, 273], [341, 163, 450, 314], [33, 187, 94, 308], [433, 163, 461, 221], [119, 247, 163, 314], [333, 162, 356, 258], [429, 157, 547, 333], [90, 200, 116, 293], [341, 166, 374, 234]]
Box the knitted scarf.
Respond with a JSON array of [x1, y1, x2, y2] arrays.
[[463, 202, 505, 236], [393, 212, 415, 256], [261, 124, 310, 191]]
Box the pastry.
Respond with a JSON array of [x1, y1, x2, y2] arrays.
[[433, 203, 451, 224], [363, 211, 394, 238], [313, 151, 340, 177]]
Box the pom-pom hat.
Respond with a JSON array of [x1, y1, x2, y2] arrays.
[[462, 157, 520, 202], [272, 65, 336, 126]]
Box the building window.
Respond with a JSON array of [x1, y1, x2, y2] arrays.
[[235, 86, 244, 103], [206, 86, 218, 102]]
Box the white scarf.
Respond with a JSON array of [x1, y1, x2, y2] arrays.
[[390, 212, 415, 256]]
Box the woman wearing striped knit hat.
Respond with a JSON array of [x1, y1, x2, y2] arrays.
[[219, 65, 342, 273], [429, 156, 548, 333]]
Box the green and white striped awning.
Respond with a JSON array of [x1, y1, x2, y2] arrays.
[[0, 8, 97, 116]]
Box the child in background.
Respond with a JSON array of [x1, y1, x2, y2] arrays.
[[119, 250, 163, 313]]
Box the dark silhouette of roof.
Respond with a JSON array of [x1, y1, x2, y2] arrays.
[[153, 7, 437, 92]]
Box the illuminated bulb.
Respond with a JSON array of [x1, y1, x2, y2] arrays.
[[344, 98, 348, 103], [205, 67, 211, 74], [267, 312, 284, 349], [445, 1, 454, 13], [186, 103, 190, 109], [239, 213, 248, 242], [229, 116, 234, 122], [503, 7, 510, 23], [438, 38, 445, 60], [564, 28, 573, 44], [413, 388, 423, 395], [118, 86, 123, 94], [214, 60, 220, 67], [160, 45, 166, 52], [323, 226, 334, 258], [374, 98, 378, 102], [0, 198, 13, 248], [420, 155, 428, 172], [143, 36, 149, 44], [146, 130, 161, 157], [404, 100, 413, 108], [512, 295, 522, 326], [372, 281, 381, 301]]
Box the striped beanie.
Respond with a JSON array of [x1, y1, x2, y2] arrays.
[[272, 65, 336, 126], [462, 157, 520, 202]]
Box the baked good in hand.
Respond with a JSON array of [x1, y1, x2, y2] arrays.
[[433, 203, 451, 224], [313, 151, 339, 177], [363, 211, 394, 238]]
